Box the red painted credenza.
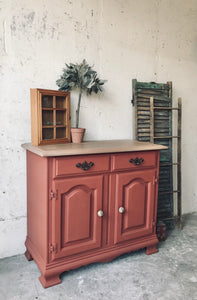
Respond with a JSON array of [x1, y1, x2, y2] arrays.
[[22, 140, 167, 288]]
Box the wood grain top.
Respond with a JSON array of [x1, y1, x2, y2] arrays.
[[21, 140, 167, 157]]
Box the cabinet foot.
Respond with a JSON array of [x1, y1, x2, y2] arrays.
[[146, 245, 158, 255], [24, 249, 33, 261], [39, 274, 61, 288]]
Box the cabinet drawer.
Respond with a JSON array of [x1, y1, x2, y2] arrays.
[[111, 151, 157, 171], [55, 154, 110, 176]]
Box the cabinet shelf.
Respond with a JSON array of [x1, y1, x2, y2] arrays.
[[42, 125, 67, 129], [31, 89, 71, 145], [42, 126, 54, 128], [42, 108, 67, 111]]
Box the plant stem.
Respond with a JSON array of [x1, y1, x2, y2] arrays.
[[76, 90, 82, 128]]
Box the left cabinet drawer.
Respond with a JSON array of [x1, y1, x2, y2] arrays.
[[55, 154, 110, 177]]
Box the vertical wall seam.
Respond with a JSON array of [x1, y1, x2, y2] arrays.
[[154, 0, 160, 82], [3, 19, 7, 55]]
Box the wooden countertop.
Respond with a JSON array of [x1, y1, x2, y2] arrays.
[[22, 140, 167, 157]]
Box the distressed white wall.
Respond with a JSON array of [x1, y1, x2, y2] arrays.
[[0, 0, 197, 258]]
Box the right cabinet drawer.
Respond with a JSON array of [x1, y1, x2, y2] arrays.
[[111, 151, 157, 171]]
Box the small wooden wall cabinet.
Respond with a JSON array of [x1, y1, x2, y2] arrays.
[[22, 140, 167, 288], [31, 89, 71, 146]]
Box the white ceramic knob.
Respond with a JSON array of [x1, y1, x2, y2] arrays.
[[97, 210, 104, 217], [119, 207, 125, 214]]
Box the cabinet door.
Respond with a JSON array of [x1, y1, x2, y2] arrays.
[[114, 170, 156, 244], [51, 175, 104, 260]]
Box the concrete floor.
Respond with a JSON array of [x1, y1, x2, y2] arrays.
[[0, 213, 197, 300]]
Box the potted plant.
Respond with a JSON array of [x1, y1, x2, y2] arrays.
[[56, 59, 107, 143]]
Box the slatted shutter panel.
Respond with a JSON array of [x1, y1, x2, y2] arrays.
[[132, 79, 174, 228]]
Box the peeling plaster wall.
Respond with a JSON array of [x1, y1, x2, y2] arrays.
[[0, 0, 197, 258]]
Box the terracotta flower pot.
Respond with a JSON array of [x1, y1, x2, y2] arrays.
[[71, 128, 85, 143]]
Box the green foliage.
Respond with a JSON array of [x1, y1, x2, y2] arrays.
[[56, 59, 106, 94], [56, 60, 107, 128]]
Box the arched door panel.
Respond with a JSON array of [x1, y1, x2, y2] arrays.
[[114, 170, 155, 244], [51, 175, 104, 260]]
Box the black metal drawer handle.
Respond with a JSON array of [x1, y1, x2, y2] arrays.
[[76, 161, 94, 171], [129, 157, 144, 165]]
